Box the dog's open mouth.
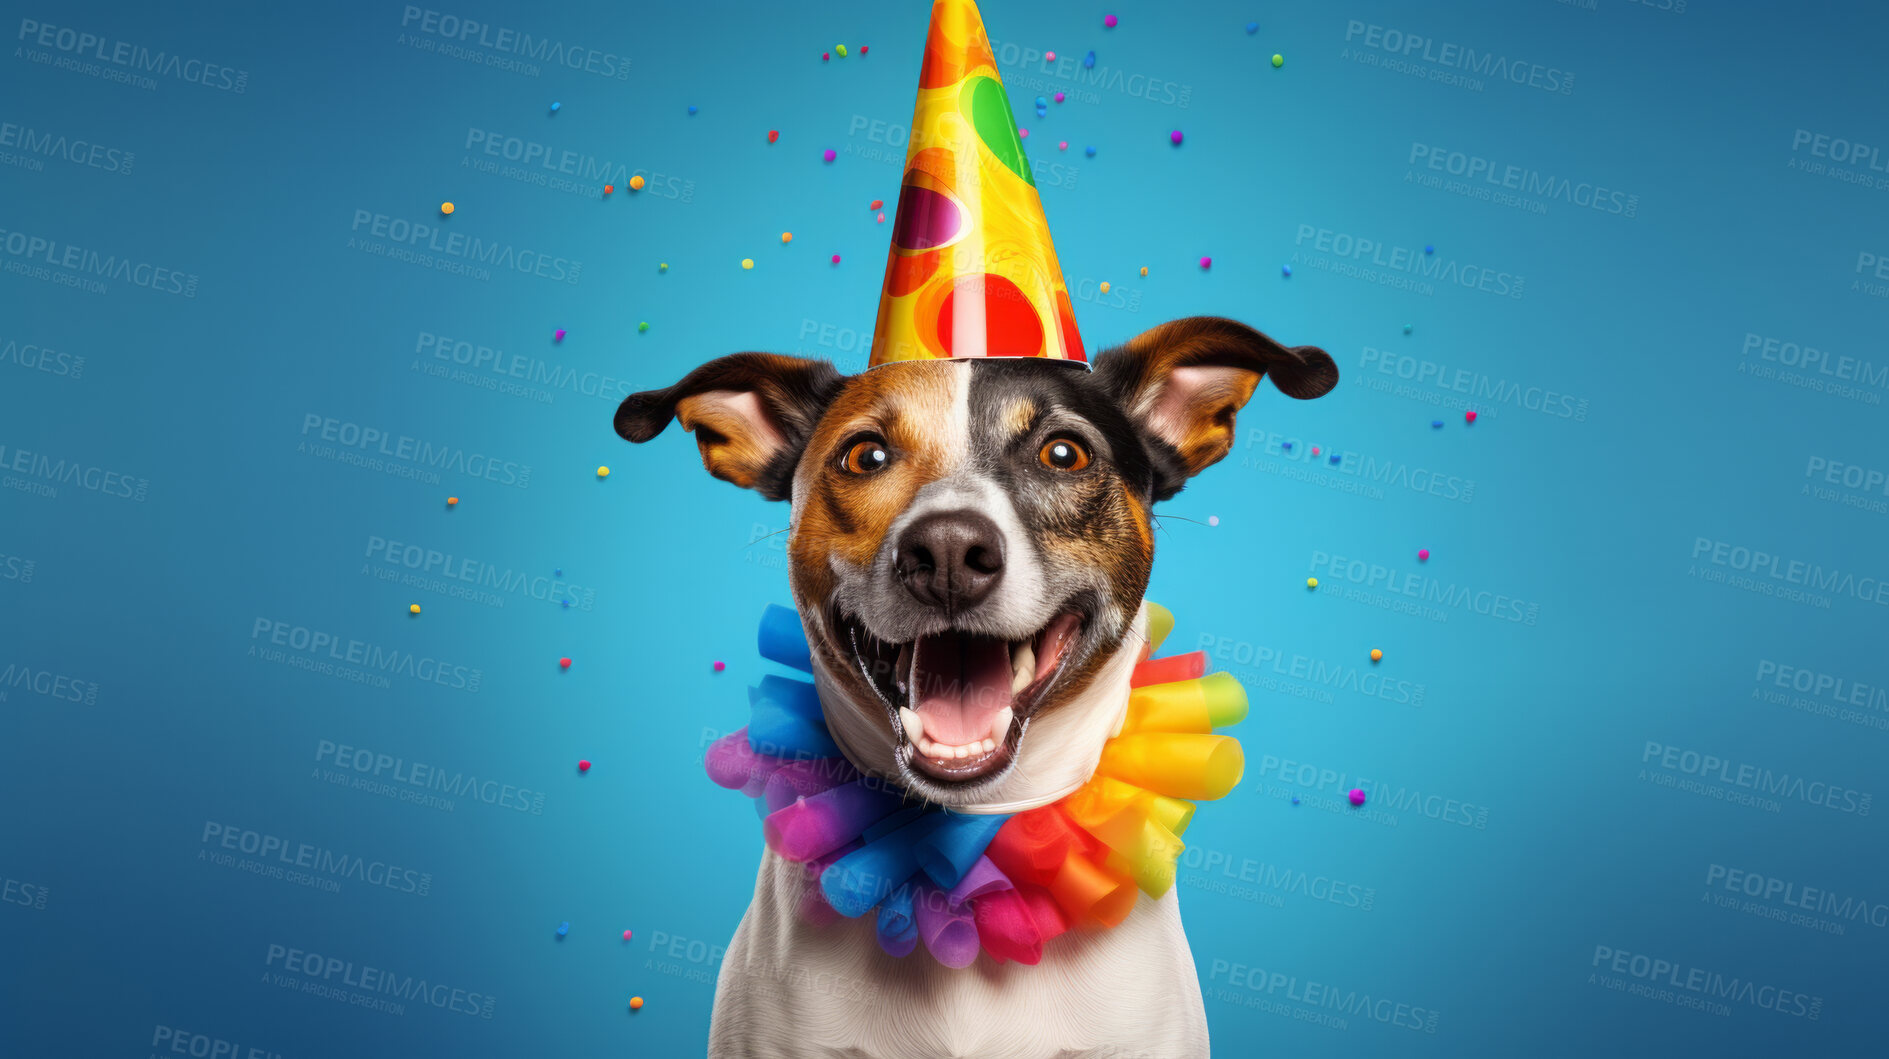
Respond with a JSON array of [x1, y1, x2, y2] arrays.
[[833, 607, 1087, 785]]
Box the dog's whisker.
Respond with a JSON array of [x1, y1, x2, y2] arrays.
[[740, 527, 790, 550]]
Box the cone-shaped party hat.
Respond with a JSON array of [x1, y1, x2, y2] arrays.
[[868, 0, 1087, 369]]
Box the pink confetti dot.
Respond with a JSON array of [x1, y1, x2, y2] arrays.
[[559, 657, 572, 669], [1465, 410, 1478, 423], [1104, 14, 1118, 28], [1045, 50, 1057, 62], [1199, 256, 1211, 269], [1054, 91, 1065, 103], [1170, 129, 1184, 145], [1311, 446, 1320, 456], [876, 211, 885, 222], [831, 254, 841, 265], [623, 929, 634, 941], [1348, 788, 1366, 806], [859, 45, 867, 55], [1418, 548, 1430, 561], [1058, 141, 1068, 151], [1207, 515, 1220, 527], [554, 328, 566, 341], [822, 148, 836, 162], [1019, 127, 1029, 137], [579, 760, 591, 772], [713, 660, 726, 672], [821, 52, 829, 61]]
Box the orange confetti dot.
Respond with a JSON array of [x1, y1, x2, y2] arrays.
[[629, 996, 644, 1010], [446, 496, 458, 506], [1370, 649, 1383, 662], [439, 202, 454, 215], [604, 184, 614, 194], [629, 175, 646, 191], [870, 199, 883, 210], [781, 232, 793, 243]]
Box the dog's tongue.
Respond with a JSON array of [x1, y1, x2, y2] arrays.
[[911, 631, 1012, 746]]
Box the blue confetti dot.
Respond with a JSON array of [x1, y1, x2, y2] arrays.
[[1084, 145, 1096, 157], [550, 102, 561, 112], [1424, 244, 1434, 255], [1083, 50, 1096, 68], [1281, 264, 1292, 277], [1246, 22, 1258, 34], [687, 105, 698, 115], [1403, 324, 1413, 334], [1291, 796, 1301, 805], [1035, 96, 1047, 107], [562, 599, 572, 608], [554, 568, 563, 576], [556, 922, 570, 937], [1329, 453, 1341, 465], [1282, 441, 1294, 452], [1431, 420, 1444, 429]]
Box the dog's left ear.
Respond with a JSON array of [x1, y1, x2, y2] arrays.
[[615, 353, 845, 501], [1094, 316, 1337, 500]]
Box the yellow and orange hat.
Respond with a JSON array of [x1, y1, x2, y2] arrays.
[[868, 0, 1086, 369]]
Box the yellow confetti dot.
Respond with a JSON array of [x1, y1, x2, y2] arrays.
[[439, 202, 454, 215], [597, 466, 610, 478], [835, 44, 847, 57], [1370, 648, 1383, 662], [741, 258, 754, 270], [659, 262, 668, 272], [1099, 281, 1111, 293], [629, 175, 646, 191], [781, 232, 793, 243], [1306, 577, 1319, 589], [409, 604, 421, 614], [629, 996, 644, 1010], [1140, 266, 1148, 277]]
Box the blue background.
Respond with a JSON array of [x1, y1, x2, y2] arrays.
[[4, 0, 1886, 1055]]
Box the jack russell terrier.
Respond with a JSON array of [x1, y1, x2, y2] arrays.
[[616, 316, 1336, 1057]]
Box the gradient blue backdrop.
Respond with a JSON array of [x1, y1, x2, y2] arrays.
[[4, 0, 1886, 1055]]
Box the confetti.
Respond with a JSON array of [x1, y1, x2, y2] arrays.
[[823, 148, 837, 161], [623, 930, 634, 941], [638, 322, 649, 332], [1306, 577, 1319, 589], [555, 329, 566, 341], [1054, 91, 1065, 103], [579, 759, 591, 772], [1465, 410, 1478, 423], [597, 466, 610, 478], [688, 105, 698, 114], [1245, 22, 1258, 35], [630, 175, 645, 191], [1099, 281, 1111, 293], [447, 496, 458, 506], [1418, 548, 1430, 561], [877, 212, 885, 222], [835, 44, 847, 57], [741, 258, 754, 269], [439, 202, 454, 215], [1431, 420, 1444, 429], [768, 129, 779, 143], [1311, 446, 1320, 456], [1085, 145, 1096, 157], [713, 660, 726, 672], [1348, 788, 1367, 806], [1045, 51, 1056, 62], [1104, 14, 1118, 27], [1058, 141, 1068, 151], [603, 184, 614, 195], [557, 922, 570, 937], [1281, 264, 1292, 277], [870, 199, 883, 209], [1019, 128, 1029, 137], [1170, 130, 1184, 145], [551, 101, 561, 111], [630, 997, 645, 1011], [1140, 266, 1148, 276], [409, 604, 421, 614], [781, 232, 793, 243], [1199, 256, 1211, 269], [831, 254, 841, 264], [1207, 515, 1220, 527], [659, 262, 668, 272], [1370, 649, 1383, 663], [1271, 54, 1284, 68], [560, 657, 572, 669], [859, 45, 867, 55], [1083, 50, 1096, 68], [1424, 244, 1435, 254]]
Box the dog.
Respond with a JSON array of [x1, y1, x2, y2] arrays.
[[616, 316, 1336, 1058]]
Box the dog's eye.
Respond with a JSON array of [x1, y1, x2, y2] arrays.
[[1039, 437, 1090, 471], [840, 438, 892, 475]]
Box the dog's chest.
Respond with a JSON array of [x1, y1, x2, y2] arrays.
[[708, 850, 1209, 1059]]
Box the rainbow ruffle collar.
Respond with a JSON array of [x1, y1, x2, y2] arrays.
[[704, 602, 1247, 968]]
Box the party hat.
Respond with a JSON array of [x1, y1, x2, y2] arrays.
[[868, 0, 1087, 369]]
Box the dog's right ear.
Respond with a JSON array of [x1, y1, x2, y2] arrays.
[[614, 353, 845, 501]]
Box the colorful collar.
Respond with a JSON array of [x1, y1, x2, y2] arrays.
[[704, 602, 1248, 968]]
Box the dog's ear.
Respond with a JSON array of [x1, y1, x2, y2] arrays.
[[1093, 316, 1337, 501], [615, 353, 845, 501]]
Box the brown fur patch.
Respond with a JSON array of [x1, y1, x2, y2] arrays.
[[1001, 397, 1037, 440], [788, 363, 960, 607]]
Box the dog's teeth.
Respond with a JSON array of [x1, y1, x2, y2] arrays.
[[981, 738, 996, 753], [899, 708, 924, 741], [989, 707, 1014, 745], [1010, 641, 1035, 692], [917, 737, 934, 757], [954, 744, 969, 759]]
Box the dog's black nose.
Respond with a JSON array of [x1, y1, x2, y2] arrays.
[[895, 511, 1005, 611]]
